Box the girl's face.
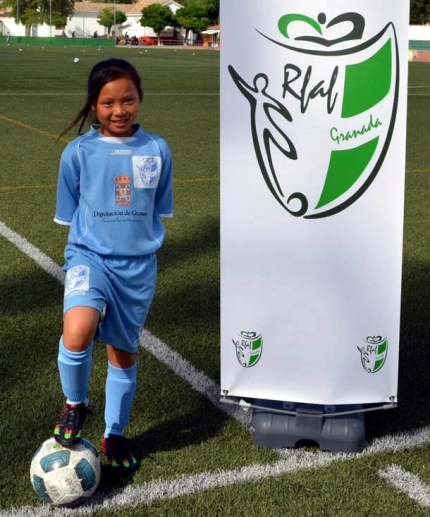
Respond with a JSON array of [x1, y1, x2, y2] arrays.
[[93, 77, 141, 137]]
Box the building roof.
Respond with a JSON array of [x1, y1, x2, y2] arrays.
[[73, 1, 182, 15], [0, 0, 183, 16]]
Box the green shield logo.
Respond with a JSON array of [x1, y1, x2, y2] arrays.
[[357, 336, 388, 373], [229, 13, 399, 218], [233, 331, 263, 368]]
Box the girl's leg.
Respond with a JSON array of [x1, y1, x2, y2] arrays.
[[102, 345, 138, 471], [63, 306, 99, 352], [58, 307, 99, 403], [104, 345, 137, 437], [54, 307, 99, 445]]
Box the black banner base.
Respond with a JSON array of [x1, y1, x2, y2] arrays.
[[252, 399, 366, 453]]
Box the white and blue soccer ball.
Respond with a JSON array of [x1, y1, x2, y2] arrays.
[[74, 57, 80, 63], [30, 437, 101, 506]]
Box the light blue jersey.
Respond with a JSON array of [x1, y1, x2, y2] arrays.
[[55, 124, 173, 257]]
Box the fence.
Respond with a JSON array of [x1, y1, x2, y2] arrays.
[[4, 36, 114, 47]]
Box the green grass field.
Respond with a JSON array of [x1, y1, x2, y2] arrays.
[[2, 43, 430, 516]]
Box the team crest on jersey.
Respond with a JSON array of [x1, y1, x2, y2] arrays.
[[229, 12, 399, 218], [65, 265, 90, 298], [115, 175, 132, 206], [132, 156, 161, 189]]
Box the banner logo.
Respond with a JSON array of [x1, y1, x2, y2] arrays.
[[357, 335, 388, 373], [228, 12, 399, 218], [232, 331, 263, 368]]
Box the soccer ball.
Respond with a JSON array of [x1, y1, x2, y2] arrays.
[[30, 437, 101, 507], [74, 57, 80, 64]]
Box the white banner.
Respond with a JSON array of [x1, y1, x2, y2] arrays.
[[220, 0, 409, 405]]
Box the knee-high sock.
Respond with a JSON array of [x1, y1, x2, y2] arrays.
[[104, 362, 137, 438], [57, 336, 93, 404]]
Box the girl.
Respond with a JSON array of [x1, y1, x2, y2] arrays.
[[53, 58, 173, 473]]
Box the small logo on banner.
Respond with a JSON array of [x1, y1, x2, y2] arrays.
[[65, 265, 90, 298], [357, 335, 388, 373], [133, 156, 161, 188], [232, 331, 263, 368], [228, 11, 400, 218], [115, 175, 132, 206]]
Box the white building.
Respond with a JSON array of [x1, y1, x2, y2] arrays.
[[0, 0, 183, 40]]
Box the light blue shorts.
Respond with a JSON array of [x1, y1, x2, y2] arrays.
[[63, 244, 157, 354]]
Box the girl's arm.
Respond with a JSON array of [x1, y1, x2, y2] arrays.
[[155, 141, 173, 219], [54, 145, 81, 226]]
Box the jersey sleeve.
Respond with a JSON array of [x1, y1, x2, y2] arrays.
[[54, 142, 81, 226], [155, 139, 173, 218]]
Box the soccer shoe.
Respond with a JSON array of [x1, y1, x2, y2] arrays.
[[53, 402, 91, 446], [101, 434, 137, 473]]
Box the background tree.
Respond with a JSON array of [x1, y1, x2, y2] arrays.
[[97, 7, 127, 37], [181, 0, 219, 24], [139, 3, 177, 45], [45, 0, 75, 28], [410, 0, 430, 24], [176, 3, 209, 45], [3, 0, 75, 34], [203, 0, 219, 24]]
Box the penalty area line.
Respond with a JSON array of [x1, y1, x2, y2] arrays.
[[5, 221, 430, 514], [0, 222, 65, 283], [379, 464, 430, 507], [0, 114, 69, 143], [0, 92, 219, 97], [0, 220, 247, 428], [3, 428, 430, 515], [0, 177, 218, 193], [140, 330, 250, 428]]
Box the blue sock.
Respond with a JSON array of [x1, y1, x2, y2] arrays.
[[104, 362, 137, 438], [57, 336, 93, 404]]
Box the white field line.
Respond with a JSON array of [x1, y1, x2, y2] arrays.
[[0, 222, 66, 283], [3, 429, 430, 516], [0, 221, 248, 429], [0, 90, 427, 97], [140, 330, 251, 428], [0, 83, 427, 98], [0, 92, 219, 96], [2, 220, 430, 514], [379, 464, 430, 507]]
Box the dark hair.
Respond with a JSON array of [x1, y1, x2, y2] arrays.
[[59, 58, 143, 139]]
